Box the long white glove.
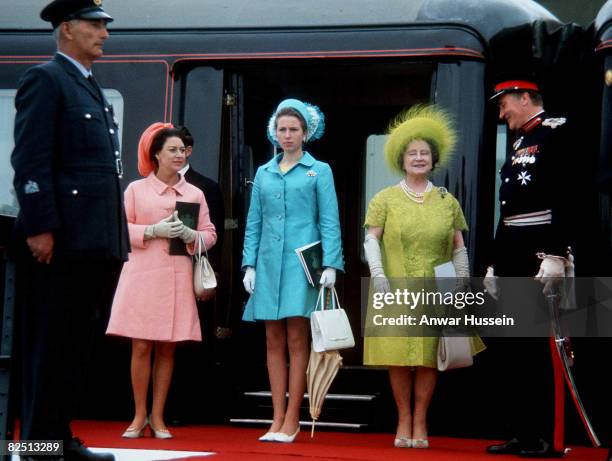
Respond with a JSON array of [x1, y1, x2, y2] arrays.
[[243, 266, 256, 294], [483, 266, 499, 300], [319, 267, 336, 288], [148, 213, 184, 239], [451, 247, 470, 278], [451, 246, 470, 292], [363, 233, 390, 293]]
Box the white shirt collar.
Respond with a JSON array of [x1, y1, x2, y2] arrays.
[[179, 163, 191, 176], [57, 51, 91, 79]]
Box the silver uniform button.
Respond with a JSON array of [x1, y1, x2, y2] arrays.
[[105, 107, 109, 112], [501, 200, 506, 205], [109, 129, 115, 134], [72, 189, 78, 195], [84, 113, 92, 119], [115, 150, 120, 157], [505, 178, 509, 183]]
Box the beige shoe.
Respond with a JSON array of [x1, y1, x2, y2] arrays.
[[149, 422, 173, 439], [121, 418, 148, 439], [394, 436, 413, 448], [413, 438, 429, 449]]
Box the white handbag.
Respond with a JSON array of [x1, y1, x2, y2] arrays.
[[437, 334, 473, 371], [311, 287, 355, 352], [193, 233, 217, 301]]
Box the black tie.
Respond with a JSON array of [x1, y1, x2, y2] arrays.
[[87, 74, 103, 100]]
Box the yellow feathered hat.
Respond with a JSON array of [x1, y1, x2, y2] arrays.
[[384, 105, 457, 175]]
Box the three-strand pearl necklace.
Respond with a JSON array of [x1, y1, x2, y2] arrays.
[[400, 179, 433, 204]]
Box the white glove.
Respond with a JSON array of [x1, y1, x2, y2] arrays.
[[364, 233, 390, 293], [535, 253, 568, 296], [173, 215, 197, 243], [243, 267, 256, 294], [535, 255, 566, 280], [451, 247, 470, 278], [319, 268, 336, 288], [483, 266, 499, 300], [150, 213, 184, 239]]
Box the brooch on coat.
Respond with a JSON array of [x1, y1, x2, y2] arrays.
[[437, 187, 448, 198], [306, 170, 317, 177]]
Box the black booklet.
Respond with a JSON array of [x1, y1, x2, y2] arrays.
[[294, 240, 322, 287], [169, 201, 200, 256]]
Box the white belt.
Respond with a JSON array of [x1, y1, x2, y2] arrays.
[[503, 209, 552, 226]]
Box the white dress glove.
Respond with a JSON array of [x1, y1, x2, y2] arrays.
[[319, 267, 336, 288], [483, 266, 499, 300], [451, 247, 470, 278], [363, 233, 390, 293], [451, 246, 470, 292], [172, 216, 197, 243], [535, 253, 568, 296], [243, 267, 256, 294], [535, 254, 567, 279], [149, 213, 184, 239]]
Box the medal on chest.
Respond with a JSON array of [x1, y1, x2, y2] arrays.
[[512, 144, 539, 166]]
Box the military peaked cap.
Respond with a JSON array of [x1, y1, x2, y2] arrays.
[[41, 0, 113, 28]]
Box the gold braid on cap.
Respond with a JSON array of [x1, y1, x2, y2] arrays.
[[384, 105, 457, 175]]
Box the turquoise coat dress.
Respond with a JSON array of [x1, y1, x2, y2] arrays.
[[242, 152, 344, 321]]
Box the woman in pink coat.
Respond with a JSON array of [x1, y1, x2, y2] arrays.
[[107, 122, 216, 439]]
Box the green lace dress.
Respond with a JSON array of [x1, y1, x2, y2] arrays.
[[363, 184, 485, 367]]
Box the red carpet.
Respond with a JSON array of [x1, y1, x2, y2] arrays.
[[72, 421, 607, 461]]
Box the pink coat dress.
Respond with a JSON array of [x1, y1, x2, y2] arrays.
[[107, 173, 217, 342]]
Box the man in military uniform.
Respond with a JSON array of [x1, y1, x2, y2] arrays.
[[11, 1, 128, 459], [485, 79, 573, 458]]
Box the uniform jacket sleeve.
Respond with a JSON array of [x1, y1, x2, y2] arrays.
[[242, 168, 263, 269], [124, 182, 149, 249], [316, 162, 344, 271], [11, 66, 61, 236]]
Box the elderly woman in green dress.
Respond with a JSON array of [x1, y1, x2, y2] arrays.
[[363, 105, 484, 449]]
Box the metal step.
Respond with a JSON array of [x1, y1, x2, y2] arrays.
[[243, 391, 376, 402], [229, 418, 367, 429]]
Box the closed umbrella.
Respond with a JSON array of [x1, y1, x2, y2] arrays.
[[306, 347, 343, 437]]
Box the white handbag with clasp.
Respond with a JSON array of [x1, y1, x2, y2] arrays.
[[311, 287, 355, 352]]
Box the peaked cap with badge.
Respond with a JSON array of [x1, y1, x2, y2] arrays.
[[41, 0, 113, 28]]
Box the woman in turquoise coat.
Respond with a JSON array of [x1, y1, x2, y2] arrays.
[[242, 99, 344, 443]]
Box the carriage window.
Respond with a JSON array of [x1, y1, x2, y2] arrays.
[[0, 89, 124, 218], [364, 134, 397, 208], [0, 90, 17, 217], [494, 124, 508, 232], [104, 89, 125, 150]]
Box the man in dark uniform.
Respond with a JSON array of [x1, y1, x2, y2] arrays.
[[11, 1, 129, 459], [170, 126, 226, 423], [178, 126, 225, 268], [485, 79, 573, 458]]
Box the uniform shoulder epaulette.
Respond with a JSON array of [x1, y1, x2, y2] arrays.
[[542, 117, 567, 129]]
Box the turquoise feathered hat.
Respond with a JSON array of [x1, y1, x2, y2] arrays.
[[267, 98, 325, 147], [384, 105, 457, 175]]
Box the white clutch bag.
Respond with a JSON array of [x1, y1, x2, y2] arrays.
[[437, 334, 473, 371], [311, 287, 355, 352], [193, 233, 217, 301]]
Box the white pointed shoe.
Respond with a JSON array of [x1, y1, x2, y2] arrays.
[[121, 418, 148, 439], [274, 428, 300, 443], [258, 432, 278, 442]]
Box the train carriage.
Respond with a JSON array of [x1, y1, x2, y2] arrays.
[[1, 0, 608, 442]]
